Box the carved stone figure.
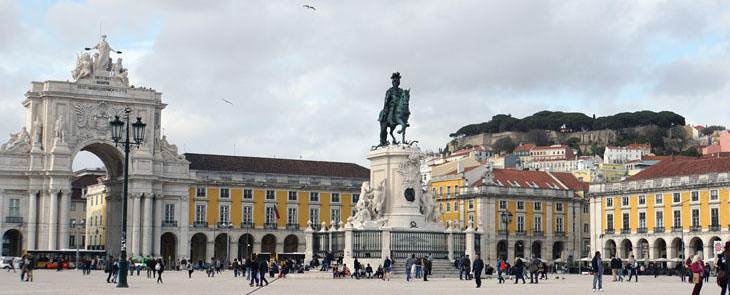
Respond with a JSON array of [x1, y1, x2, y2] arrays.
[[397, 150, 424, 202], [352, 181, 373, 224], [54, 117, 66, 143], [32, 119, 42, 147], [0, 127, 31, 152], [71, 53, 93, 81], [378, 72, 411, 146], [86, 35, 119, 72], [159, 135, 185, 161], [370, 179, 386, 218], [419, 189, 440, 223]]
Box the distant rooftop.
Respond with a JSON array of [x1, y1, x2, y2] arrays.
[[184, 153, 369, 179]]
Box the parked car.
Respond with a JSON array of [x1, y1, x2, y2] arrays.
[[0, 257, 21, 269]]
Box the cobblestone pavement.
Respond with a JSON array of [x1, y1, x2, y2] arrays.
[[0, 270, 715, 294]]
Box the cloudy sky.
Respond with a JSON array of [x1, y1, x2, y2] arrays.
[[2, 1, 730, 169]]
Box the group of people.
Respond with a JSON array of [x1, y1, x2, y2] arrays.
[[103, 256, 166, 284]]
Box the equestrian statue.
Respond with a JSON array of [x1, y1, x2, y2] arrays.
[[377, 72, 413, 147]]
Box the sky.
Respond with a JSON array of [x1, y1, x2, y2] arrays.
[[1, 1, 730, 170]]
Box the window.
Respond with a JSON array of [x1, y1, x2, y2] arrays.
[[583, 204, 589, 214], [517, 201, 524, 210], [691, 191, 699, 202], [673, 210, 681, 228], [70, 201, 76, 211], [638, 195, 646, 205], [454, 201, 459, 211], [454, 185, 460, 196], [331, 193, 340, 203], [534, 215, 542, 231], [352, 194, 359, 204], [712, 208, 719, 226], [288, 191, 297, 201], [639, 212, 646, 229], [468, 199, 474, 209], [656, 211, 664, 228], [499, 200, 507, 210], [556, 203, 563, 212], [331, 208, 341, 223], [287, 207, 298, 225], [266, 190, 275, 200], [606, 197, 613, 208], [655, 194, 663, 205], [164, 204, 175, 222], [711, 190, 719, 201], [517, 215, 525, 232], [446, 186, 451, 196], [243, 205, 253, 224], [621, 196, 629, 206], [556, 216, 564, 232], [310, 192, 319, 202], [196, 186, 206, 197], [673, 193, 681, 203], [691, 209, 700, 227], [622, 213, 629, 230], [220, 188, 230, 199], [607, 214, 614, 230], [8, 199, 19, 217], [265, 206, 276, 224], [446, 202, 451, 211], [195, 204, 206, 223], [309, 207, 320, 225], [534, 202, 541, 211], [219, 204, 230, 223], [583, 223, 589, 233], [243, 189, 253, 199], [70, 235, 76, 248]]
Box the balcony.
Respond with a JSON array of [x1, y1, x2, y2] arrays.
[[637, 227, 647, 234], [516, 230, 527, 236], [555, 230, 566, 237], [604, 228, 615, 235], [497, 230, 508, 236], [533, 230, 544, 237], [161, 220, 178, 227], [240, 222, 255, 229], [690, 226, 701, 232], [5, 216, 22, 224], [311, 223, 322, 231], [672, 226, 683, 232], [264, 222, 278, 230], [653, 226, 665, 233], [620, 228, 631, 235], [286, 223, 300, 230], [711, 224, 721, 231], [216, 222, 233, 229], [193, 221, 208, 228]]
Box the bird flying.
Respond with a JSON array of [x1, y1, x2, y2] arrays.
[[303, 4, 316, 11], [221, 98, 234, 105]]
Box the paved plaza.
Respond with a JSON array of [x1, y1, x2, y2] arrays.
[[0, 270, 717, 295]]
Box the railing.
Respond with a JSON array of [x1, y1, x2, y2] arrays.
[[193, 221, 208, 228], [604, 228, 615, 235], [391, 231, 449, 259], [555, 230, 566, 237], [332, 231, 345, 258], [5, 216, 22, 224], [653, 227, 665, 233], [516, 230, 527, 236], [497, 230, 508, 236], [240, 222, 255, 229], [452, 232, 466, 258], [690, 226, 701, 232], [672, 226, 683, 232], [353, 231, 382, 258], [264, 223, 278, 230], [216, 222, 233, 229], [161, 220, 178, 227], [533, 230, 544, 237], [637, 227, 647, 234], [620, 228, 631, 235], [311, 223, 322, 231], [589, 171, 730, 195], [286, 223, 299, 230], [710, 224, 721, 231]]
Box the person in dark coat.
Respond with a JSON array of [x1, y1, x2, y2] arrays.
[[258, 257, 269, 286], [472, 254, 485, 288], [592, 251, 604, 292], [423, 258, 431, 281], [105, 256, 115, 283], [513, 258, 525, 284], [156, 258, 164, 284]]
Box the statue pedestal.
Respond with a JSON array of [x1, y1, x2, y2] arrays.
[[367, 144, 438, 231]]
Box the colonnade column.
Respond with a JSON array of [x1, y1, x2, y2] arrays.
[[59, 190, 70, 249], [48, 190, 58, 249], [27, 192, 37, 250], [131, 194, 141, 256], [143, 194, 153, 256]]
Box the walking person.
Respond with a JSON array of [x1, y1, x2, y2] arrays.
[[423, 257, 431, 281], [529, 257, 539, 284], [383, 256, 392, 281], [513, 258, 525, 284], [353, 258, 361, 279], [616, 256, 624, 282], [687, 255, 704, 295], [497, 258, 506, 284], [233, 258, 240, 277], [463, 255, 472, 280], [591, 251, 604, 292], [187, 261, 194, 278], [718, 241, 730, 295], [405, 254, 415, 282], [105, 256, 115, 283], [610, 256, 618, 282], [627, 255, 638, 282], [19, 255, 26, 282], [156, 258, 165, 284], [249, 255, 260, 287], [472, 254, 484, 288], [258, 257, 269, 286]]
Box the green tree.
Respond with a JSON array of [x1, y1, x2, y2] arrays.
[[493, 137, 516, 154]]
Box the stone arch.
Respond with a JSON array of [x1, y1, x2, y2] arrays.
[[514, 240, 525, 259], [689, 237, 703, 258], [636, 239, 649, 260], [654, 238, 667, 260], [620, 239, 632, 259], [553, 241, 564, 260], [604, 239, 617, 258], [214, 233, 230, 263], [1, 229, 22, 257], [531, 240, 542, 259], [671, 237, 684, 259], [72, 142, 124, 178], [238, 233, 254, 259], [160, 232, 177, 267], [261, 234, 276, 255], [190, 233, 207, 264], [283, 234, 299, 253]]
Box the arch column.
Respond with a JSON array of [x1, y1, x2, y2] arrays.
[[142, 194, 153, 256], [131, 194, 141, 256], [59, 190, 70, 249], [27, 191, 37, 250], [48, 190, 58, 250]]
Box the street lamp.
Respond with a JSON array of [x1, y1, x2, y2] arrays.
[[500, 211, 513, 260], [71, 219, 85, 270], [109, 108, 146, 288]]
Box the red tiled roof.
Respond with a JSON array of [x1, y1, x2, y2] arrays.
[[514, 144, 536, 153], [184, 153, 369, 179], [551, 172, 587, 192], [628, 157, 730, 181], [627, 143, 651, 150], [488, 169, 565, 189], [532, 145, 568, 150], [71, 174, 104, 200]]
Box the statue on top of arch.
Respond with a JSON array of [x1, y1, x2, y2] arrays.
[[72, 35, 128, 85]]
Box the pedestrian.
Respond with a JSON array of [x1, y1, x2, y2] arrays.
[[514, 258, 525, 284], [529, 257, 539, 284], [106, 256, 115, 283], [415, 257, 422, 279], [703, 262, 710, 283], [423, 257, 431, 281], [233, 259, 240, 277], [687, 254, 704, 295], [616, 256, 624, 282], [718, 241, 730, 295], [426, 253, 433, 276], [627, 255, 638, 282], [383, 256, 392, 281], [366, 264, 373, 279], [156, 258, 164, 284], [111, 260, 119, 283], [208, 257, 216, 277], [19, 255, 26, 281], [610, 256, 618, 282], [405, 254, 415, 282], [463, 255, 472, 280], [258, 257, 269, 286], [187, 261, 194, 278], [473, 254, 484, 288], [591, 251, 604, 292], [497, 258, 506, 284], [353, 258, 361, 279]]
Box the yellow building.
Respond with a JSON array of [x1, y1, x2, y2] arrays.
[[433, 165, 590, 262], [184, 153, 368, 264], [589, 157, 730, 266], [83, 176, 108, 250]]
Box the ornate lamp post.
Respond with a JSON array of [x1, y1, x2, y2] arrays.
[[71, 219, 85, 270], [109, 108, 146, 288], [500, 210, 513, 260]]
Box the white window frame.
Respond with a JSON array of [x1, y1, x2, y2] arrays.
[[309, 207, 320, 225], [310, 192, 320, 202], [655, 194, 663, 205], [288, 191, 297, 201], [287, 207, 298, 225], [243, 205, 253, 224], [331, 207, 341, 223], [195, 204, 206, 223], [220, 187, 230, 199], [243, 189, 253, 200], [266, 190, 276, 200], [265, 206, 276, 224], [219, 204, 230, 224], [164, 203, 175, 222], [331, 192, 340, 203], [196, 186, 206, 197]]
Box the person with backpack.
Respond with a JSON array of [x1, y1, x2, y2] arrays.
[[513, 258, 525, 284], [383, 256, 392, 281], [497, 258, 507, 284], [156, 258, 165, 284], [187, 260, 194, 278], [627, 255, 638, 282]]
